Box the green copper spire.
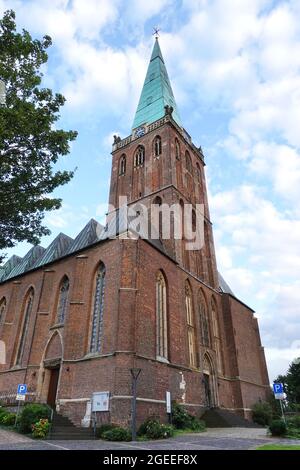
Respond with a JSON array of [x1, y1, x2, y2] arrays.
[[132, 38, 182, 130]]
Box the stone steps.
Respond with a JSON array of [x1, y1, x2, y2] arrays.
[[202, 408, 261, 428], [47, 411, 95, 440]]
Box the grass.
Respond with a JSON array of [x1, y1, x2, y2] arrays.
[[173, 428, 206, 437], [256, 444, 300, 450], [136, 427, 206, 441]]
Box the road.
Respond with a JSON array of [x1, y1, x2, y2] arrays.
[[0, 427, 299, 450]]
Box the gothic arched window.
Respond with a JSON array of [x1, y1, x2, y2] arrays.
[[175, 139, 180, 160], [57, 276, 69, 324], [185, 282, 196, 367], [156, 271, 168, 359], [198, 291, 210, 347], [211, 298, 222, 373], [0, 297, 6, 324], [154, 136, 162, 157], [185, 151, 192, 173], [16, 288, 34, 366], [119, 154, 126, 175], [90, 262, 106, 353], [134, 145, 145, 167]]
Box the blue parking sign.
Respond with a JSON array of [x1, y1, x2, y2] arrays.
[[273, 383, 283, 394], [17, 384, 27, 395]]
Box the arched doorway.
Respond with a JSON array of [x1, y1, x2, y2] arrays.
[[202, 353, 217, 408], [37, 331, 63, 409]]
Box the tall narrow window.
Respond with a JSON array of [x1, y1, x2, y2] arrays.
[[198, 291, 210, 347], [211, 299, 222, 373], [185, 282, 196, 367], [16, 288, 34, 366], [119, 154, 126, 175], [153, 196, 163, 240], [175, 139, 180, 160], [154, 136, 162, 156], [134, 145, 145, 167], [90, 263, 106, 353], [57, 276, 69, 324], [185, 151, 192, 173], [0, 297, 6, 324], [196, 162, 201, 182], [156, 271, 168, 359]]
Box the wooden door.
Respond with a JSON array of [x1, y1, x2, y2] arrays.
[[47, 368, 60, 408]]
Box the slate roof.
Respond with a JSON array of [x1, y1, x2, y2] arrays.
[[132, 38, 182, 130], [0, 215, 233, 296], [218, 272, 234, 295], [5, 245, 46, 281], [67, 219, 103, 255]]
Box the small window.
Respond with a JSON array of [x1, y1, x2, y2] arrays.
[[147, 96, 153, 105], [119, 154, 126, 175], [154, 136, 162, 157], [134, 145, 145, 167]]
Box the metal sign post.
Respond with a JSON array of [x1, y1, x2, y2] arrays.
[[166, 391, 172, 424], [130, 368, 141, 441], [273, 383, 286, 423], [14, 384, 27, 427]]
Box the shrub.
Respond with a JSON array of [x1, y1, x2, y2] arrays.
[[171, 402, 205, 431], [188, 416, 206, 432], [269, 419, 287, 437], [18, 404, 51, 434], [102, 427, 131, 442], [0, 412, 16, 426], [138, 418, 174, 439], [31, 419, 51, 439], [137, 417, 158, 436], [171, 402, 192, 429], [251, 402, 273, 426], [287, 415, 300, 429], [96, 423, 118, 438]]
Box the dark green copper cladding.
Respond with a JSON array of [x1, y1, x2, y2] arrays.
[[132, 38, 182, 130]]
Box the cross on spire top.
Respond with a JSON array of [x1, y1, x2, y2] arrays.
[[153, 27, 160, 39]]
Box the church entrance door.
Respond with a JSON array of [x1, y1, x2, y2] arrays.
[[47, 367, 60, 408], [203, 373, 211, 407]]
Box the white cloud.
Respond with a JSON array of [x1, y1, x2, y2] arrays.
[[249, 142, 300, 201], [265, 344, 300, 382]]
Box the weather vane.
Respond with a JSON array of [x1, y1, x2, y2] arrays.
[[153, 27, 160, 39]]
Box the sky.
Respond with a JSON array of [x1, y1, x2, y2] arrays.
[[1, 0, 300, 382]]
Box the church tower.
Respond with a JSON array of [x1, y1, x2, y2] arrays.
[[109, 38, 219, 289], [0, 37, 270, 429]]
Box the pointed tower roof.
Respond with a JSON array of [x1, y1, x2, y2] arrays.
[[132, 38, 182, 130]]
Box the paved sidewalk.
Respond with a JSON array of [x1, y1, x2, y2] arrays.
[[0, 427, 299, 450]]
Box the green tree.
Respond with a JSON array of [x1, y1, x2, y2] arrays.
[[275, 358, 300, 405], [0, 10, 77, 261]]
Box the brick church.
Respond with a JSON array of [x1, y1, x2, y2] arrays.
[[0, 39, 269, 427]]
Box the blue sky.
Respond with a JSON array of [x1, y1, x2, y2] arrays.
[[1, 0, 300, 381]]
